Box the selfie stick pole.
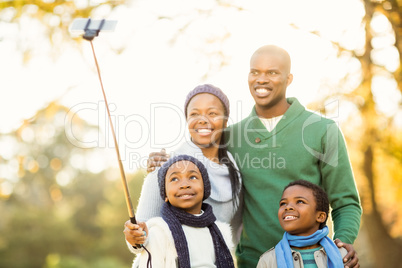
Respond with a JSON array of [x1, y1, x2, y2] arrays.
[[82, 19, 137, 225]]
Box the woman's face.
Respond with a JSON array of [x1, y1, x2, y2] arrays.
[[186, 93, 227, 149]]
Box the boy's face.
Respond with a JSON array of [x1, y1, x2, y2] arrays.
[[165, 160, 204, 214], [278, 185, 326, 236]]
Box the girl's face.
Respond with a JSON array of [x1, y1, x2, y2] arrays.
[[165, 161, 204, 214], [278, 185, 326, 236], [186, 93, 227, 149]]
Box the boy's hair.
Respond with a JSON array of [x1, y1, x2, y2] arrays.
[[157, 154, 211, 201], [284, 180, 329, 229]]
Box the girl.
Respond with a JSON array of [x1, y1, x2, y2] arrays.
[[130, 154, 235, 268]]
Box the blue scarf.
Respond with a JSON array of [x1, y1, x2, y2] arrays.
[[275, 226, 343, 268]]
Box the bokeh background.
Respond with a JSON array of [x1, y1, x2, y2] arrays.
[[1, 0, 401, 267]]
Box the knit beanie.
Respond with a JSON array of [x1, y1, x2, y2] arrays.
[[158, 154, 211, 201], [184, 84, 230, 118]]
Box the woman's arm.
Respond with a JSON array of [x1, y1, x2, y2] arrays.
[[136, 171, 165, 222]]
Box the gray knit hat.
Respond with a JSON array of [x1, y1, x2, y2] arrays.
[[158, 154, 211, 201], [184, 84, 230, 118]]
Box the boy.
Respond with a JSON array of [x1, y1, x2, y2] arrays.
[[257, 180, 347, 268], [125, 154, 235, 268]]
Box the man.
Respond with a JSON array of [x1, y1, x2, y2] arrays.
[[147, 45, 362, 268], [226, 45, 361, 268]]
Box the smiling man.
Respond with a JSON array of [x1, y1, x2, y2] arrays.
[[248, 45, 293, 119], [226, 45, 362, 268]]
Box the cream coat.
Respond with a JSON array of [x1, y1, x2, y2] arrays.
[[129, 217, 234, 268]]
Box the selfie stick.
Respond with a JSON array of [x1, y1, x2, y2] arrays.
[[71, 18, 137, 225]]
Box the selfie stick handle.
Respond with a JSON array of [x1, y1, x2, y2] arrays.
[[85, 23, 137, 225]]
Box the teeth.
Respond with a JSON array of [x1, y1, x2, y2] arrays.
[[285, 216, 297, 220], [181, 194, 192, 197], [197, 129, 212, 133], [256, 88, 269, 94]]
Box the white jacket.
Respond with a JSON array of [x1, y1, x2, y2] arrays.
[[129, 217, 234, 268]]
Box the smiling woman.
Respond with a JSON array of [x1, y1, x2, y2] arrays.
[[123, 84, 243, 257], [185, 90, 228, 161]]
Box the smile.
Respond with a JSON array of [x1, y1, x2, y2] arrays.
[[256, 88, 269, 94], [283, 215, 298, 221], [177, 194, 195, 199], [255, 87, 272, 97], [196, 128, 212, 134]]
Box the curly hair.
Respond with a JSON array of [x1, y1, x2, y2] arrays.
[[283, 180, 329, 229]]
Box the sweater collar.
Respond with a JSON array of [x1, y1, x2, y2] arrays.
[[247, 97, 305, 139]]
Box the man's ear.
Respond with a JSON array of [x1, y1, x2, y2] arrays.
[[286, 73, 293, 87], [317, 211, 327, 223]]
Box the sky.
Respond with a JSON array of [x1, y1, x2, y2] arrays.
[[1, 0, 400, 172]]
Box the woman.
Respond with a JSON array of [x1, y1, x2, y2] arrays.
[[124, 84, 243, 249]]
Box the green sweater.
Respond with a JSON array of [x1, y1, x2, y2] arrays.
[[226, 98, 362, 268]]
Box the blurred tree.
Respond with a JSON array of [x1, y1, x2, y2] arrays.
[[0, 102, 146, 267], [306, 0, 402, 266], [357, 1, 402, 266], [0, 0, 125, 62]]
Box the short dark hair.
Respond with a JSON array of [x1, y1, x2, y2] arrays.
[[283, 180, 329, 229]]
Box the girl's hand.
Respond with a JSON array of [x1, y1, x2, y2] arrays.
[[124, 221, 148, 246]]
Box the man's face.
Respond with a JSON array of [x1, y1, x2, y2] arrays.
[[248, 52, 292, 114]]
